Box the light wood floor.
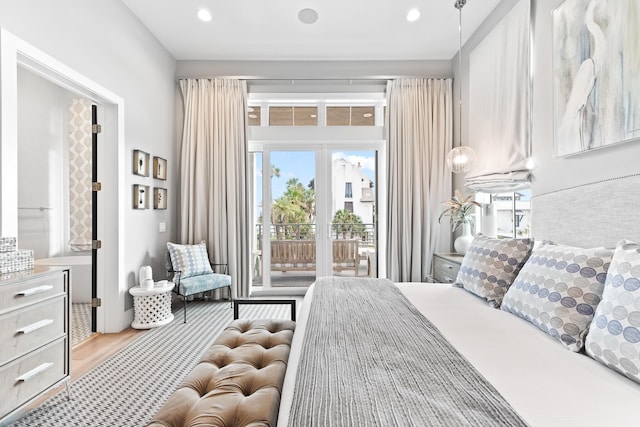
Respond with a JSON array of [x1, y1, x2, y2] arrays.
[[71, 328, 147, 379]]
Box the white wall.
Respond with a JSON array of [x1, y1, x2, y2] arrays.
[[0, 1, 177, 332], [455, 0, 640, 209]]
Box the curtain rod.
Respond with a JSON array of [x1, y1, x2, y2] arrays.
[[177, 76, 454, 81]]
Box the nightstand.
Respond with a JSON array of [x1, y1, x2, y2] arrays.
[[432, 253, 465, 284]]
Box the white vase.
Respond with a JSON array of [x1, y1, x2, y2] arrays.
[[139, 265, 153, 283], [454, 222, 474, 255]]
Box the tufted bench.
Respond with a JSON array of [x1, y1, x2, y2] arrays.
[[147, 318, 295, 427]]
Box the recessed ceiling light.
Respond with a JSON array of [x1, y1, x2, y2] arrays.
[[248, 107, 254, 112], [406, 8, 421, 22], [197, 8, 212, 22], [298, 8, 318, 24], [248, 114, 258, 119], [363, 113, 373, 118], [310, 114, 317, 118]]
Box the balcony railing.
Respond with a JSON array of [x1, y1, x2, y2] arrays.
[[255, 223, 376, 246]]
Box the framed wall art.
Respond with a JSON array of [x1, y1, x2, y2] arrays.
[[553, 0, 640, 157], [133, 150, 150, 176], [153, 188, 167, 210], [153, 156, 167, 180], [133, 184, 149, 209]]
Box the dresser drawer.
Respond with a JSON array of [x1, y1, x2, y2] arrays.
[[0, 272, 65, 315], [0, 296, 66, 366], [0, 337, 66, 419], [433, 256, 462, 284]]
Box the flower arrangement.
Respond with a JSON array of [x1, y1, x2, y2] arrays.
[[438, 189, 480, 232]]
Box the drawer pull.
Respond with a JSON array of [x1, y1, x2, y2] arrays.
[[17, 319, 54, 334], [17, 285, 54, 296], [445, 265, 453, 269], [17, 362, 54, 382]]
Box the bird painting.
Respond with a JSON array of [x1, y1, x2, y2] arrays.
[[553, 0, 640, 157]]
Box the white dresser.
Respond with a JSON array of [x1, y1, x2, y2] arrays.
[[0, 267, 70, 425]]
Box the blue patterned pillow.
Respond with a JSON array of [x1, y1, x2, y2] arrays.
[[454, 234, 534, 307], [586, 240, 640, 383], [167, 242, 213, 279], [501, 243, 613, 352]]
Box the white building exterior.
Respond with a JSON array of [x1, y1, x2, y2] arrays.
[[331, 158, 375, 224]]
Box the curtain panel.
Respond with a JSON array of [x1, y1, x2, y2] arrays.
[[178, 78, 250, 298], [386, 78, 453, 282]]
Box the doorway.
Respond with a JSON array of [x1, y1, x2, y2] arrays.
[[16, 67, 98, 345], [251, 145, 381, 291], [1, 28, 126, 335]]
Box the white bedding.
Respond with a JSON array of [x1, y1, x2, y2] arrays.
[[279, 282, 640, 427]]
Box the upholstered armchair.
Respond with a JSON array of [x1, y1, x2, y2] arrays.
[[165, 242, 232, 323]]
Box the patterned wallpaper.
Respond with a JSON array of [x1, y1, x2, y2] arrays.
[[68, 98, 92, 251]]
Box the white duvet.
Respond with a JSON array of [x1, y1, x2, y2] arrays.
[[278, 282, 640, 427]]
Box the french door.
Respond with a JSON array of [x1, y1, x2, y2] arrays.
[[250, 144, 383, 291]]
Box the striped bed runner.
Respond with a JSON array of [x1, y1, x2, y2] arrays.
[[287, 277, 527, 427]]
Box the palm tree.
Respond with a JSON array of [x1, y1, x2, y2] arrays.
[[333, 209, 365, 239]]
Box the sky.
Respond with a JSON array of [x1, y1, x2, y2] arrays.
[[255, 150, 376, 215]]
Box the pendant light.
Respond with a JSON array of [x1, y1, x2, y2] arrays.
[[447, 0, 476, 174]]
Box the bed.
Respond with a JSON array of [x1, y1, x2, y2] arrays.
[[277, 175, 640, 426], [278, 278, 640, 427]]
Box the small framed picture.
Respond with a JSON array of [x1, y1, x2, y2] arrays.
[[153, 156, 167, 180], [154, 188, 167, 210], [133, 184, 149, 209], [133, 150, 150, 177]]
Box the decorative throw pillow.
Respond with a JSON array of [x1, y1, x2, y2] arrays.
[[585, 240, 640, 383], [454, 234, 534, 307], [167, 241, 213, 279], [501, 243, 613, 352]]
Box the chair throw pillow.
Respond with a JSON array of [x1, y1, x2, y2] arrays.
[[501, 243, 613, 352], [167, 241, 213, 279], [585, 240, 640, 383], [454, 234, 534, 307]]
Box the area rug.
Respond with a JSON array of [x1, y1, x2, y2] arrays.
[[72, 302, 93, 346], [13, 300, 293, 426]]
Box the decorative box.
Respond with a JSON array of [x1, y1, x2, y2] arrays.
[[0, 237, 17, 253], [0, 249, 34, 274]]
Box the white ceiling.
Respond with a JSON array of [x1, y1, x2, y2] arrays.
[[121, 0, 501, 61]]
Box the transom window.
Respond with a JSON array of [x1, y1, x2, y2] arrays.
[[248, 102, 382, 127]]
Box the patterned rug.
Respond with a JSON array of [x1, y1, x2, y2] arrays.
[[12, 300, 293, 427], [72, 303, 93, 346]]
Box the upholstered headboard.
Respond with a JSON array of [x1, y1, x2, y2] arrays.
[[532, 174, 640, 248]]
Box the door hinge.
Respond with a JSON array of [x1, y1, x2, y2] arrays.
[[92, 240, 102, 250], [92, 182, 102, 191], [91, 297, 102, 308], [92, 124, 102, 134]]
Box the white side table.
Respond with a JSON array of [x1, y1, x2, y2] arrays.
[[129, 282, 175, 329]]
